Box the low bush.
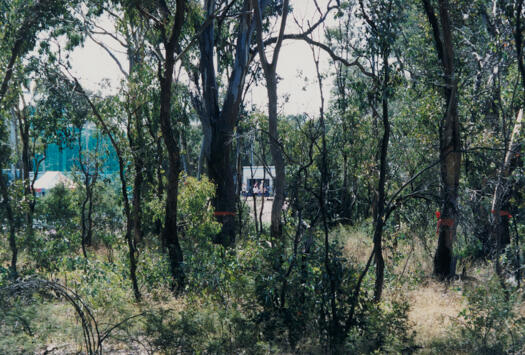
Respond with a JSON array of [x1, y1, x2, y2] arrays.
[[432, 277, 525, 354]]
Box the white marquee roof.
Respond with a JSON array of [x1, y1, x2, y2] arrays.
[[33, 171, 75, 191]]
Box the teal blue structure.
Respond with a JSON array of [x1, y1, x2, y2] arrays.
[[40, 125, 119, 175]]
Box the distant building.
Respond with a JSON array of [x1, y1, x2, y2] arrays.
[[241, 166, 275, 196], [40, 123, 119, 175], [4, 122, 119, 184]]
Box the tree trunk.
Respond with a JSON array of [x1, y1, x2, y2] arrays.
[[74, 79, 142, 301], [156, 139, 164, 198], [266, 71, 286, 240], [191, 93, 211, 180], [515, 0, 525, 95], [208, 127, 237, 245], [86, 185, 95, 246], [159, 100, 185, 292], [0, 0, 48, 106], [157, 0, 186, 291], [197, 125, 210, 180], [0, 166, 17, 278], [80, 155, 89, 257], [113, 138, 141, 301], [155, 138, 164, 238], [252, 0, 289, 241], [342, 152, 351, 222], [490, 109, 523, 271], [129, 108, 144, 247], [423, 0, 461, 279], [162, 147, 185, 291], [373, 49, 390, 302], [180, 135, 188, 175], [132, 150, 144, 246], [78, 129, 98, 257], [199, 0, 255, 247], [17, 107, 35, 239], [115, 145, 141, 301]]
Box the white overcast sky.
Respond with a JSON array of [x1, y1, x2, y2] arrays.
[[68, 1, 335, 116]]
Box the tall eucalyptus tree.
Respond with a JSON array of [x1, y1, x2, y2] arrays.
[[252, 0, 289, 241], [197, 0, 261, 247], [422, 0, 461, 279]]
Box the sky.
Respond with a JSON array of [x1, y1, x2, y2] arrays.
[[68, 1, 335, 116]]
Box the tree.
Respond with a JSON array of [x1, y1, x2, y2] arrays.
[[355, 0, 403, 302], [127, 0, 188, 292], [252, 0, 289, 241], [76, 127, 101, 257], [422, 0, 461, 279], [0, 0, 83, 280], [197, 0, 260, 247], [72, 78, 143, 301]]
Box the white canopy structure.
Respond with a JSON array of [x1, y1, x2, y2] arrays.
[[33, 171, 75, 195]]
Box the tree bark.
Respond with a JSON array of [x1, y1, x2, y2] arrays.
[[79, 130, 90, 258], [515, 0, 525, 94], [423, 0, 461, 279], [199, 0, 256, 247], [78, 128, 99, 256], [103, 125, 141, 301], [266, 63, 286, 241], [252, 0, 289, 241], [16, 104, 35, 240], [127, 42, 145, 248], [157, 0, 186, 291], [126, 98, 145, 248], [131, 147, 144, 246], [373, 48, 390, 302]]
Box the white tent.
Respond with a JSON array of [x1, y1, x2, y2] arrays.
[[33, 171, 75, 194]]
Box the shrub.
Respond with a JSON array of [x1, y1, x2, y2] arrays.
[[433, 277, 525, 354], [30, 184, 79, 271]]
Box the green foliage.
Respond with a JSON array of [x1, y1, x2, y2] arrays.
[[346, 300, 414, 354], [433, 278, 525, 354], [0, 293, 83, 354], [82, 179, 123, 247], [456, 281, 525, 354], [137, 247, 171, 292], [1, 1, 525, 353], [178, 175, 221, 244], [142, 308, 210, 354], [37, 184, 77, 231], [130, 229, 415, 354], [141, 302, 267, 354], [58, 255, 131, 310], [27, 184, 79, 271]]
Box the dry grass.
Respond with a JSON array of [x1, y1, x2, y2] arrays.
[[338, 226, 474, 351], [339, 225, 373, 264], [405, 280, 465, 349]]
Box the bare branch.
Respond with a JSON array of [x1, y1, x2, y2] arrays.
[[87, 32, 129, 77]]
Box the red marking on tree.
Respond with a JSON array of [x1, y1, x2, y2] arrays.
[[213, 211, 236, 216]]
